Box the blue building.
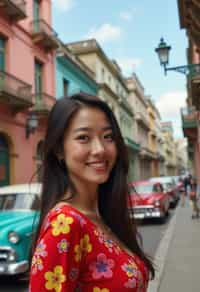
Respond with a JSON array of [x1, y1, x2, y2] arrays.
[[56, 43, 98, 98]]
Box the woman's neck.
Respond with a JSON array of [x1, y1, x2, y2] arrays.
[[63, 183, 100, 217]]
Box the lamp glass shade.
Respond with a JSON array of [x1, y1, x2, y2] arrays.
[[28, 114, 38, 129], [155, 38, 171, 66]]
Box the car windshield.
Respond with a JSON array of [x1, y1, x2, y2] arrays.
[[162, 182, 173, 191], [0, 193, 40, 211], [134, 184, 154, 194]]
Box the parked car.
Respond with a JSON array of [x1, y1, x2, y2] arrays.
[[170, 175, 185, 193], [0, 183, 41, 277], [149, 176, 180, 207], [128, 180, 170, 222]]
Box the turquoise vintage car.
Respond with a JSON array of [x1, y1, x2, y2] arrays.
[[0, 183, 41, 277]]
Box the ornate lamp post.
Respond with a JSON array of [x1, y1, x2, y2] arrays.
[[155, 38, 200, 76]]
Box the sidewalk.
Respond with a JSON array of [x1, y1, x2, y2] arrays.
[[148, 200, 200, 292]]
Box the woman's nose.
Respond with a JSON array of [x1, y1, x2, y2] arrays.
[[91, 139, 105, 155]]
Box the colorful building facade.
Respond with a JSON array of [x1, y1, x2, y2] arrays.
[[178, 0, 200, 186], [0, 0, 57, 185], [56, 42, 98, 97]]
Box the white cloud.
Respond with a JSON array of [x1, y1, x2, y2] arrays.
[[120, 11, 133, 21], [117, 57, 142, 75], [86, 24, 122, 44], [156, 91, 187, 137], [52, 0, 75, 11]]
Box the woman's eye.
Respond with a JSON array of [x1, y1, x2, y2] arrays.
[[104, 133, 114, 141], [76, 135, 89, 142]]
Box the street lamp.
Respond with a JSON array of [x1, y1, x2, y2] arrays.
[[155, 38, 200, 76], [26, 113, 38, 139]]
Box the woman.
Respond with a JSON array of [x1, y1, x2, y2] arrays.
[[30, 93, 154, 291]]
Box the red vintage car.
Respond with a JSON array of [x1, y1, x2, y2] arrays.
[[128, 180, 170, 222]]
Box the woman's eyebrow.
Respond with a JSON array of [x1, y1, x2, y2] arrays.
[[73, 126, 112, 133]]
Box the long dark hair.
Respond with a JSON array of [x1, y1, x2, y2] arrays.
[[34, 92, 154, 278]]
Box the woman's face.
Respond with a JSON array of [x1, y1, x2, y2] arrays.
[[63, 106, 117, 189]]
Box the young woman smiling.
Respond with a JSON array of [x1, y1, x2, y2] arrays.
[[29, 93, 154, 292]]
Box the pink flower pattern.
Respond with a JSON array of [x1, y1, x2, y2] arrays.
[[89, 253, 115, 279]]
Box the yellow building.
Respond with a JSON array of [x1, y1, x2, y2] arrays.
[[147, 98, 160, 177]]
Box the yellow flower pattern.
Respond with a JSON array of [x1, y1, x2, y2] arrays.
[[93, 287, 110, 292], [51, 214, 74, 236], [45, 265, 66, 292], [74, 234, 92, 262]]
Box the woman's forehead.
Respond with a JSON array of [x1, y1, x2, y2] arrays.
[[68, 107, 112, 130]]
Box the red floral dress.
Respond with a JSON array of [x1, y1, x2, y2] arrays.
[[30, 204, 149, 292]]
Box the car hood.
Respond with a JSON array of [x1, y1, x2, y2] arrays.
[[0, 211, 38, 239], [130, 193, 163, 206]]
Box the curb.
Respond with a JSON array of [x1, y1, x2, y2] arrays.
[[147, 205, 180, 292]]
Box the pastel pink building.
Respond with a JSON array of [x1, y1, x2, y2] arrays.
[[0, 0, 58, 186]]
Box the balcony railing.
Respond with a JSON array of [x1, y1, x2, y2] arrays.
[[0, 0, 26, 21], [32, 92, 56, 115], [135, 112, 149, 129], [31, 19, 58, 50], [181, 106, 198, 128], [0, 70, 32, 110]]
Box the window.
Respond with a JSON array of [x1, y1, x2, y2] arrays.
[[0, 37, 5, 71], [101, 68, 105, 81], [34, 60, 43, 102], [63, 79, 69, 96], [33, 0, 40, 21]]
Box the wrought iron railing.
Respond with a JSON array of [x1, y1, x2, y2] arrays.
[[31, 19, 58, 38], [0, 70, 32, 102], [32, 92, 55, 112]]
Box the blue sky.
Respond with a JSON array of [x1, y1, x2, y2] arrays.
[[52, 0, 188, 138]]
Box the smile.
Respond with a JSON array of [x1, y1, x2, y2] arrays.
[[86, 161, 108, 170]]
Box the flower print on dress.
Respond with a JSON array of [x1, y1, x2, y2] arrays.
[[69, 267, 79, 281], [34, 239, 47, 257], [51, 214, 74, 236], [89, 253, 115, 279], [45, 265, 66, 292], [31, 255, 44, 275], [74, 234, 92, 262], [94, 228, 121, 255], [93, 287, 110, 292], [69, 210, 87, 227], [121, 259, 138, 278], [124, 277, 137, 289], [31, 239, 47, 274], [57, 238, 70, 253]]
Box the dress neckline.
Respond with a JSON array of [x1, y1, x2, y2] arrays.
[[55, 202, 138, 260]]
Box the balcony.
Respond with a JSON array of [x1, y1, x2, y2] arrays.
[[124, 137, 140, 152], [32, 92, 56, 116], [181, 107, 198, 128], [0, 0, 26, 21], [135, 112, 149, 130], [31, 19, 58, 51], [181, 106, 199, 139], [0, 70, 32, 111]]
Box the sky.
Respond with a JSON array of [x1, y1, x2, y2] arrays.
[[52, 0, 188, 138]]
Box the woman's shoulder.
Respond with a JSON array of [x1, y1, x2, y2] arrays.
[[45, 202, 89, 230]]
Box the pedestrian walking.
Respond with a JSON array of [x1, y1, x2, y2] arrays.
[[189, 178, 200, 219], [183, 174, 192, 198], [29, 93, 154, 291]]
